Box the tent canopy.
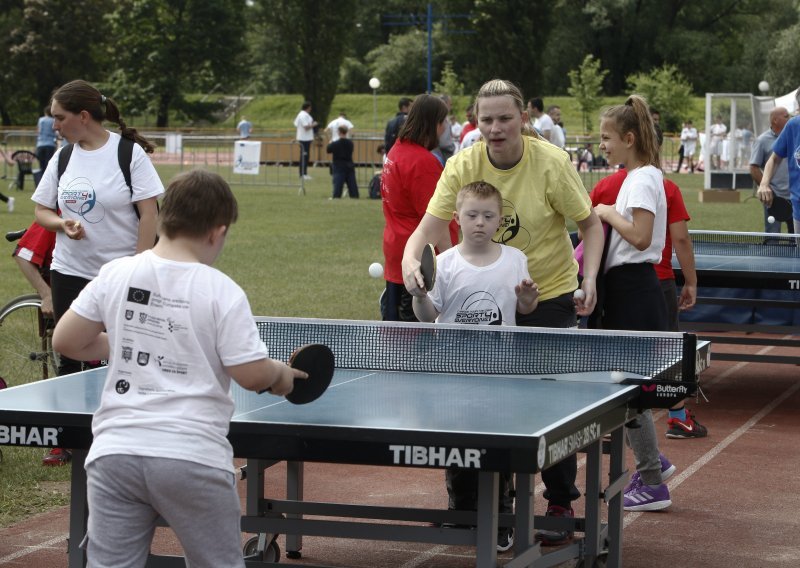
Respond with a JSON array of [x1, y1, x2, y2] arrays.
[[775, 88, 799, 113]]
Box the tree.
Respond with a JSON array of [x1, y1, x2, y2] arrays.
[[254, 0, 356, 128], [626, 65, 694, 132], [365, 29, 433, 95], [764, 22, 800, 95], [433, 61, 464, 96], [568, 55, 608, 134], [106, 0, 247, 127]]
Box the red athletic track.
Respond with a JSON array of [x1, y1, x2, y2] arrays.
[[1, 334, 798, 567]]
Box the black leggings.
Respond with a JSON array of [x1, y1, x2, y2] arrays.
[[601, 263, 668, 332], [50, 270, 93, 376]]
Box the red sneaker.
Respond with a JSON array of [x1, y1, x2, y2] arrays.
[[666, 409, 708, 439], [42, 448, 72, 466]]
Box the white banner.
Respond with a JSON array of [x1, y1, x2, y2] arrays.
[[233, 140, 261, 175]]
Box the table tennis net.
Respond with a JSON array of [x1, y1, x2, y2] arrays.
[[690, 230, 800, 257], [255, 317, 691, 381]]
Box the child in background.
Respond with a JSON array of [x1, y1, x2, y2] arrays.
[[413, 181, 538, 552], [52, 169, 307, 568], [593, 95, 674, 512]]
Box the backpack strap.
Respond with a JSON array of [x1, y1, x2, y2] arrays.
[[117, 137, 138, 218], [57, 143, 74, 182]]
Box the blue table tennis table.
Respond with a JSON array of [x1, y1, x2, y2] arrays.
[[0, 318, 710, 568], [672, 230, 800, 365]]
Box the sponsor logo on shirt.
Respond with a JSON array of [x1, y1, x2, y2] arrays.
[[127, 287, 151, 305]]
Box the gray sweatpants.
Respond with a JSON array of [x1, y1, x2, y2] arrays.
[[84, 454, 245, 568], [625, 409, 662, 486]]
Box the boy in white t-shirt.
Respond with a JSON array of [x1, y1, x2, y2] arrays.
[[413, 181, 539, 324], [412, 180, 538, 552], [52, 169, 307, 568]]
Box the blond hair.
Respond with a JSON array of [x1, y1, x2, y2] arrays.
[[456, 181, 503, 212], [474, 79, 539, 138]]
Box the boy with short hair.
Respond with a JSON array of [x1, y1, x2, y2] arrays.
[[412, 180, 539, 324], [412, 180, 538, 552], [53, 169, 306, 568]]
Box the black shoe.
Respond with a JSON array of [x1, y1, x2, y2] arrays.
[[535, 505, 574, 546], [497, 527, 514, 552]]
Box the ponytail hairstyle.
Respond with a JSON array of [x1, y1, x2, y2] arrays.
[[474, 79, 540, 139], [601, 94, 660, 169], [52, 79, 155, 154]]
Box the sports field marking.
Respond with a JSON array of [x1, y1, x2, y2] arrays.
[[0, 533, 67, 563]]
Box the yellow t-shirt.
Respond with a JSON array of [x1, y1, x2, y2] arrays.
[[428, 136, 592, 301]]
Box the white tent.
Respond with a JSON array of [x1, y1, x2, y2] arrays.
[[775, 88, 799, 113]]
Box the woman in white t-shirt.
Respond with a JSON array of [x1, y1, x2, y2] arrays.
[[32, 80, 164, 394], [594, 94, 672, 513]]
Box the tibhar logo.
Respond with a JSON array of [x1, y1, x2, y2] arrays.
[[389, 445, 482, 468], [0, 425, 59, 445]]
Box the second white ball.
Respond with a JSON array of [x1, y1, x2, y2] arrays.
[[767, 215, 775, 224], [368, 262, 384, 278], [573, 289, 585, 300]]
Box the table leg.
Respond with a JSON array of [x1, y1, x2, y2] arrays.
[[475, 471, 499, 568], [67, 449, 88, 568]]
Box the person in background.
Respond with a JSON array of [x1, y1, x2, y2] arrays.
[[380, 94, 458, 322], [325, 111, 354, 143], [36, 106, 58, 171], [326, 124, 359, 199], [11, 221, 56, 318], [527, 97, 553, 141], [384, 97, 412, 156], [293, 101, 317, 180], [236, 116, 253, 139], [750, 107, 791, 233], [548, 105, 566, 150]]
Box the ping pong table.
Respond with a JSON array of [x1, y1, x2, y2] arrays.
[[673, 230, 800, 365], [0, 317, 709, 568]]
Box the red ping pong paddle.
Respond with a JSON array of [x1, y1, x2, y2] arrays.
[[420, 243, 436, 292], [767, 195, 793, 223]]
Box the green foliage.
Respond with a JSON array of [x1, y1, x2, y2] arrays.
[[433, 61, 464, 96], [626, 65, 694, 132], [366, 30, 433, 94], [765, 22, 800, 95], [568, 55, 608, 134], [338, 57, 372, 94]]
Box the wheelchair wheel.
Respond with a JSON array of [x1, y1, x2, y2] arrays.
[[0, 294, 58, 386]]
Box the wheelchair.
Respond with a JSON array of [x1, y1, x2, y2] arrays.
[[8, 150, 41, 191]]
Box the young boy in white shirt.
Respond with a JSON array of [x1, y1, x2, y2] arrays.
[[413, 181, 539, 324], [412, 180, 538, 552], [52, 169, 307, 568]]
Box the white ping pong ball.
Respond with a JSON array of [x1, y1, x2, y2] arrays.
[[767, 215, 775, 224], [611, 370, 625, 382], [368, 262, 384, 278], [573, 289, 585, 300]]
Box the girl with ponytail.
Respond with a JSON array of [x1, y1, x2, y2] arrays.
[[32, 79, 164, 465], [593, 94, 674, 512]]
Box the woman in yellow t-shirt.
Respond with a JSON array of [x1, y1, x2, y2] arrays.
[[402, 79, 605, 548]]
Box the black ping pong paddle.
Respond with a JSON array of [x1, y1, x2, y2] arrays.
[[286, 344, 335, 404], [258, 344, 334, 404], [420, 243, 436, 292], [768, 195, 793, 223]]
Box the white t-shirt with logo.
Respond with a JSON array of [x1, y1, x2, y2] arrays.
[[31, 132, 165, 280], [604, 165, 667, 272], [70, 250, 268, 474], [428, 245, 530, 326]]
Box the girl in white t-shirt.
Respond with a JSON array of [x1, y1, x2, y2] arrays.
[[32, 80, 164, 465], [594, 94, 672, 512]]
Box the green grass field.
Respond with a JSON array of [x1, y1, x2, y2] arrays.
[[0, 165, 768, 526]]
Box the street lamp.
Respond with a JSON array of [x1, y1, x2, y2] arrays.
[[369, 77, 381, 131], [758, 81, 770, 95]]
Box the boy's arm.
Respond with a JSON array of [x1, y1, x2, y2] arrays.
[[412, 295, 439, 322], [515, 279, 539, 315], [225, 358, 307, 396], [52, 310, 109, 361]]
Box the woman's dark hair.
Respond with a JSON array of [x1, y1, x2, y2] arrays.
[[52, 79, 155, 153], [397, 94, 448, 151]]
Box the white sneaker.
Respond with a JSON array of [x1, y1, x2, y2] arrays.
[[302, 175, 313, 180], [7, 196, 14, 212]]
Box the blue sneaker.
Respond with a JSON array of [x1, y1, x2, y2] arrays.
[[623, 478, 671, 511], [624, 453, 675, 492]]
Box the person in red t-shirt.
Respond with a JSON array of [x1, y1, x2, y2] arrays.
[[459, 103, 476, 144], [590, 168, 708, 439], [12, 221, 57, 318], [380, 94, 458, 321]]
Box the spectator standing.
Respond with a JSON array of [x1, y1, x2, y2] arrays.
[[236, 116, 253, 139], [294, 101, 317, 180], [527, 97, 553, 141], [384, 97, 412, 156], [459, 104, 476, 145], [326, 125, 359, 199], [709, 115, 727, 169], [679, 120, 698, 173], [548, 105, 566, 150], [36, 107, 58, 171], [326, 112, 354, 142], [437, 95, 456, 162]]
